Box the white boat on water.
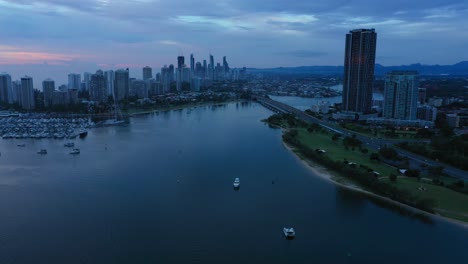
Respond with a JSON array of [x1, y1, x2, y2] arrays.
[[233, 178, 240, 188], [101, 119, 125, 126], [37, 149, 47, 155], [283, 227, 295, 239], [70, 148, 80, 155]]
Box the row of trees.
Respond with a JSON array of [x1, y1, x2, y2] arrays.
[[282, 127, 436, 213]]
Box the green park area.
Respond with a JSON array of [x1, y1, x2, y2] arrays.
[[265, 113, 468, 223]]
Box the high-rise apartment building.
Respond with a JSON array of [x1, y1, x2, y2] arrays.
[[68, 73, 81, 90], [42, 78, 55, 107], [177, 56, 185, 91], [209, 54, 214, 80], [114, 69, 129, 101], [190, 54, 195, 77], [83, 72, 92, 91], [342, 28, 377, 113], [0, 73, 12, 104], [105, 70, 115, 96], [90, 70, 107, 103], [383, 71, 419, 120], [20, 76, 35, 110], [143, 66, 152, 80], [11, 80, 21, 103], [418, 88, 426, 105]]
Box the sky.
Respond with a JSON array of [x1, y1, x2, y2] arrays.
[[0, 0, 467, 87]]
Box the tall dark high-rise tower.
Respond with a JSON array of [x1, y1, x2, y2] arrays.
[[177, 56, 185, 69], [342, 28, 377, 113]]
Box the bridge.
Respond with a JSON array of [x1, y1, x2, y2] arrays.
[[255, 96, 468, 180]]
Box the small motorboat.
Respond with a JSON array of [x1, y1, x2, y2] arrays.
[[70, 148, 80, 155], [79, 130, 88, 139], [37, 149, 47, 155], [233, 178, 240, 189], [17, 144, 26, 147], [283, 227, 295, 239], [64, 142, 75, 147]]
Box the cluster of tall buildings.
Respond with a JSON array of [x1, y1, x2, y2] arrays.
[[0, 54, 245, 110], [0, 73, 35, 110], [341, 28, 436, 123]]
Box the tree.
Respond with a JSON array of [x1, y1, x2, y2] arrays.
[[428, 166, 444, 176], [405, 169, 421, 178], [416, 128, 434, 138], [332, 133, 341, 141], [370, 153, 379, 161], [379, 147, 399, 160], [389, 174, 397, 182]]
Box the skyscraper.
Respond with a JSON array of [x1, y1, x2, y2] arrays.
[[105, 70, 115, 96], [143, 66, 152, 80], [342, 28, 377, 113], [190, 54, 195, 77], [383, 71, 419, 120], [83, 72, 92, 91], [0, 73, 12, 104], [177, 56, 185, 91], [42, 78, 55, 107], [90, 70, 107, 103], [20, 76, 35, 110], [223, 56, 229, 73], [418, 88, 426, 105], [68, 73, 81, 90], [203, 60, 207, 78], [177, 56, 185, 69], [114, 69, 129, 101], [11, 80, 21, 103], [168, 64, 175, 83], [209, 54, 214, 80]]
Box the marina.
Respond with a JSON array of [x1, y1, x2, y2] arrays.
[[0, 115, 91, 139]]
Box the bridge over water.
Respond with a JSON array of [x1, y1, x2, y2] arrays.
[[255, 96, 468, 180]]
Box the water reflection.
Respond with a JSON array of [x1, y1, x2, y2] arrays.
[[336, 186, 434, 225]]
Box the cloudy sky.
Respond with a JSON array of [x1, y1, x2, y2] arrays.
[[0, 0, 467, 86]]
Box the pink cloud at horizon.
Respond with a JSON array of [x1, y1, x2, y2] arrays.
[[0, 46, 86, 65]]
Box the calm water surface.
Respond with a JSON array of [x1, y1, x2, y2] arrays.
[[0, 102, 466, 264]]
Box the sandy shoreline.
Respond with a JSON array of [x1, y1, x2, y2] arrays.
[[281, 141, 468, 229]]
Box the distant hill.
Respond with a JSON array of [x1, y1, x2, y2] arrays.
[[248, 61, 468, 76]]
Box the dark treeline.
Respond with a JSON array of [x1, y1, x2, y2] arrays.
[[283, 130, 436, 213]]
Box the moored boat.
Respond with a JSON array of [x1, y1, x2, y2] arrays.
[[233, 178, 240, 189], [70, 148, 80, 155], [283, 227, 295, 239], [37, 149, 47, 155]]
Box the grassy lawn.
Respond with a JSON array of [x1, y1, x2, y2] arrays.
[[381, 177, 468, 222], [296, 129, 397, 176]]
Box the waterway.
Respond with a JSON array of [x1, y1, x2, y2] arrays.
[[0, 102, 466, 263]]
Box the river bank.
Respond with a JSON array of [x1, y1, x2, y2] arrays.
[[125, 99, 246, 116], [281, 134, 468, 229]]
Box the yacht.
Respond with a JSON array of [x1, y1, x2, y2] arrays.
[[37, 149, 47, 155], [283, 227, 295, 239], [70, 148, 80, 155], [233, 178, 240, 188], [64, 142, 75, 147], [79, 130, 88, 139]]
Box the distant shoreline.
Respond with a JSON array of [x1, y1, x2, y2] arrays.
[[125, 99, 246, 116]]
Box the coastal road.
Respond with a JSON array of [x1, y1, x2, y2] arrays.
[[256, 96, 468, 181]]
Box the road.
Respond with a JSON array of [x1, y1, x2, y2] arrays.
[[256, 96, 468, 180]]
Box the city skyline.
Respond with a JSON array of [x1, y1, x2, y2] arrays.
[[0, 0, 467, 86]]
